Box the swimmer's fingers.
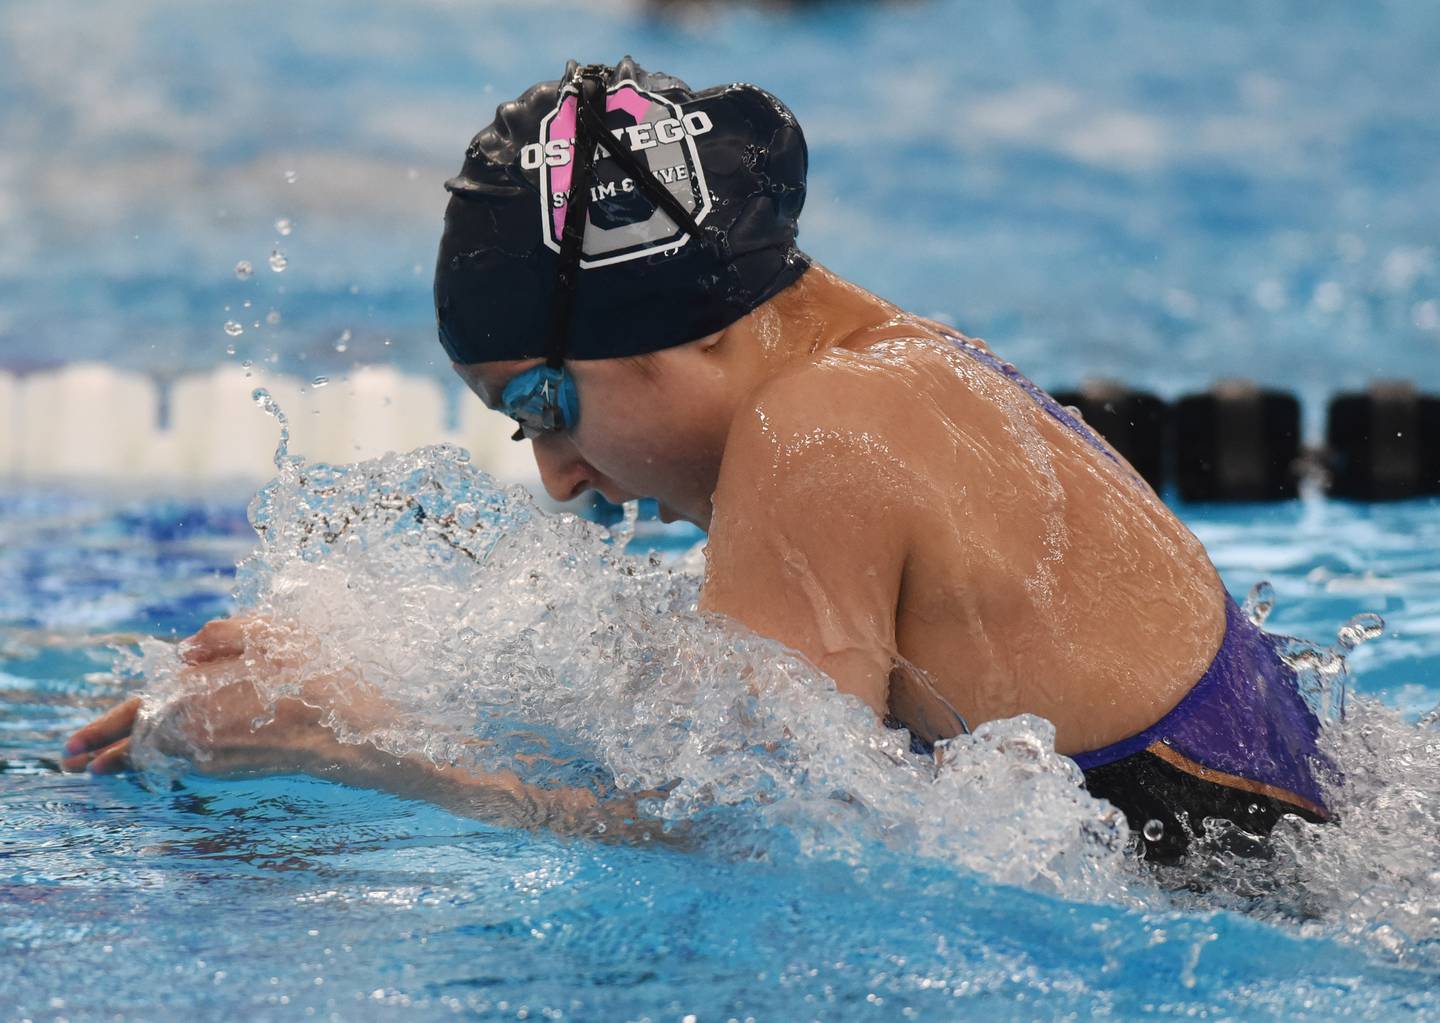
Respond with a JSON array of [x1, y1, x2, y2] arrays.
[[179, 615, 263, 664], [84, 737, 133, 775], [60, 696, 141, 772]]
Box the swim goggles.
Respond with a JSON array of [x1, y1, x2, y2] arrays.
[[500, 363, 580, 441], [503, 60, 704, 442]]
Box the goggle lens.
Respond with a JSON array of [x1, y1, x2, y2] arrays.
[[500, 364, 578, 440]]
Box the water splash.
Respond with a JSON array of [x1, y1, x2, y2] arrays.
[[1278, 607, 1386, 724], [123, 439, 1130, 899], [250, 388, 293, 473], [113, 429, 1439, 960], [1243, 580, 1276, 625]]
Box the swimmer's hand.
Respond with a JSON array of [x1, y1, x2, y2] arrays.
[[60, 617, 675, 844]]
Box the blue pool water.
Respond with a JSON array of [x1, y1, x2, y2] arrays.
[[4, 0, 1440, 1020], [3, 477, 1440, 1021]]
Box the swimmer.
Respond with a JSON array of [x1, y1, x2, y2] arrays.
[[62, 57, 1332, 861]]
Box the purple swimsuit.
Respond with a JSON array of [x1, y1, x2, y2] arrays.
[[926, 333, 1333, 859]]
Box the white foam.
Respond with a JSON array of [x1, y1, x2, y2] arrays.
[[123, 443, 1132, 900]]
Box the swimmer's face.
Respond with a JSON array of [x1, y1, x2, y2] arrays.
[[453, 339, 732, 528]]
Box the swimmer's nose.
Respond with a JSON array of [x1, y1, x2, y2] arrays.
[[531, 437, 595, 503]]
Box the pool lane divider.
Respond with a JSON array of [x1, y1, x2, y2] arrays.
[[1054, 381, 1440, 502], [0, 363, 538, 491], [1, 364, 1435, 504]]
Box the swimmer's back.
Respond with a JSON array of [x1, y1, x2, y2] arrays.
[[760, 322, 1228, 755]]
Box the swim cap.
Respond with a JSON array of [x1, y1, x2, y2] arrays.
[[435, 56, 811, 364]]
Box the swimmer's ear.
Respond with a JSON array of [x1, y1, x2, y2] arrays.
[[694, 327, 728, 355]]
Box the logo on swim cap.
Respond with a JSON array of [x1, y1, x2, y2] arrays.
[[529, 78, 714, 269]]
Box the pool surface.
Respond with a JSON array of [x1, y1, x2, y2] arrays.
[[3, 471, 1440, 1021]]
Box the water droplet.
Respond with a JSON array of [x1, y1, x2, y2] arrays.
[[312, 375, 330, 388], [269, 249, 288, 273], [266, 310, 281, 326], [225, 343, 236, 356], [224, 320, 244, 337], [382, 337, 392, 347], [275, 217, 293, 236], [1337, 612, 1385, 650], [1142, 819, 1165, 842], [1244, 581, 1276, 625], [251, 388, 291, 468], [234, 260, 254, 280], [242, 299, 252, 309], [335, 328, 352, 353], [283, 169, 298, 184]]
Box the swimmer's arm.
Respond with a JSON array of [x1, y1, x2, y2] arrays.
[[699, 365, 912, 721], [59, 626, 670, 843]]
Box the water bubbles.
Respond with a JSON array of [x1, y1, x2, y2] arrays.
[[266, 310, 282, 326], [224, 320, 244, 337], [268, 249, 288, 273], [1337, 612, 1385, 651], [1244, 580, 1276, 625], [225, 344, 237, 356], [241, 359, 253, 377], [234, 260, 254, 280], [335, 329, 351, 353], [311, 376, 330, 388], [1142, 819, 1165, 843], [283, 169, 298, 184], [275, 217, 293, 236]]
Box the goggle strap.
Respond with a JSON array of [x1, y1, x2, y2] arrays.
[[573, 98, 704, 240], [545, 67, 607, 367], [545, 62, 707, 370]]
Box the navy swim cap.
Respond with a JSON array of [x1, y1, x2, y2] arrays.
[[435, 56, 811, 364]]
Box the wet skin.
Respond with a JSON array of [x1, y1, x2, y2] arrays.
[[454, 262, 1225, 754], [64, 261, 1224, 799]]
